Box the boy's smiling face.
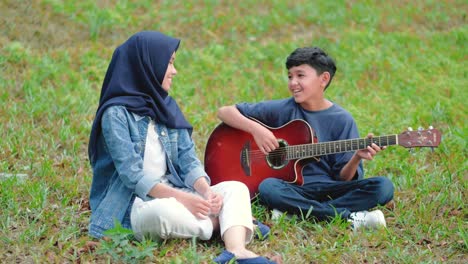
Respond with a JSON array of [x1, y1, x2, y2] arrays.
[[287, 64, 330, 110]]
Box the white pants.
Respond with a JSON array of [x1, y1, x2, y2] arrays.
[[130, 181, 254, 243]]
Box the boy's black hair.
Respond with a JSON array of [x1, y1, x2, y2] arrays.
[[285, 47, 337, 89]]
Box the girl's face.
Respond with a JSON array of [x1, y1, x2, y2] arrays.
[[162, 52, 177, 92]]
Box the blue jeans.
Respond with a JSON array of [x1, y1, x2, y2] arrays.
[[258, 176, 394, 221]]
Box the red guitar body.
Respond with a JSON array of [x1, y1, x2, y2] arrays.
[[204, 119, 317, 198]]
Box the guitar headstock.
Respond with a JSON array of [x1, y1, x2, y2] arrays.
[[398, 127, 442, 148]]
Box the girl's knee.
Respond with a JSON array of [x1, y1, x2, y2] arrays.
[[228, 180, 249, 193], [217, 180, 250, 197]]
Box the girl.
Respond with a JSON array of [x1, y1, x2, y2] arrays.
[[87, 31, 276, 264]]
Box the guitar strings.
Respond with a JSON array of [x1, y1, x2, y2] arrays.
[[248, 148, 288, 161], [247, 138, 393, 161]]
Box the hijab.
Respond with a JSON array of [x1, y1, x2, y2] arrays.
[[88, 31, 192, 164]]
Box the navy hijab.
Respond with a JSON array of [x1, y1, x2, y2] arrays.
[[88, 31, 192, 164]]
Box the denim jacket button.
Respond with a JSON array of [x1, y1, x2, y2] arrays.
[[161, 131, 166, 136]]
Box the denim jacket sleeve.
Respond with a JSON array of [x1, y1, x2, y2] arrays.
[[101, 106, 158, 200], [172, 128, 210, 189]]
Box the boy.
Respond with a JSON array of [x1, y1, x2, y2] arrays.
[[216, 47, 394, 230]]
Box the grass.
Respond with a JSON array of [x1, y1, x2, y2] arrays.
[[1, 0, 467, 263]]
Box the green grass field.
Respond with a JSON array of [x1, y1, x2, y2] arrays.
[[1, 0, 466, 263]]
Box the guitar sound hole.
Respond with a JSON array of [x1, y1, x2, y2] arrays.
[[266, 139, 288, 170]]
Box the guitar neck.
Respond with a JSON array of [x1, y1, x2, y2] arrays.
[[286, 135, 398, 160]]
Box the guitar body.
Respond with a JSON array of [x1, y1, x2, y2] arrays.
[[204, 119, 317, 197]]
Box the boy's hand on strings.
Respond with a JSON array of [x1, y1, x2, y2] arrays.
[[251, 123, 279, 155]]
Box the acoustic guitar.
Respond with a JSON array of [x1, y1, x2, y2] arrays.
[[204, 119, 441, 198]]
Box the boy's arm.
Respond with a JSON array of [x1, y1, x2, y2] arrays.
[[339, 154, 362, 181], [339, 133, 384, 181], [217, 105, 258, 132], [217, 105, 279, 154]]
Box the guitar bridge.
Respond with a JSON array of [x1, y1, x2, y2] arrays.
[[240, 141, 251, 176]]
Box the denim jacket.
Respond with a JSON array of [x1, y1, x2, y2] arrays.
[[89, 105, 208, 238]]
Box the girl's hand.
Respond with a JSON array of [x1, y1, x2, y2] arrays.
[[204, 191, 224, 216], [179, 192, 211, 219]]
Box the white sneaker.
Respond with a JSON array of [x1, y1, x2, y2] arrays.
[[349, 210, 386, 231], [271, 208, 294, 221], [271, 209, 284, 221]]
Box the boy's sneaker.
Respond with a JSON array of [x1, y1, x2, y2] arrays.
[[271, 209, 283, 221], [349, 210, 386, 231], [271, 208, 293, 221]]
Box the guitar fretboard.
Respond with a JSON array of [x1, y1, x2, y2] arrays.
[[286, 135, 398, 160]]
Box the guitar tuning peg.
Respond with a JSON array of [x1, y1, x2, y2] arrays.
[[428, 125, 433, 130], [407, 127, 413, 131], [418, 126, 424, 131]]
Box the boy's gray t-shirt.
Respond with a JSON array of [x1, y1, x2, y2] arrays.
[[236, 97, 364, 183]]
